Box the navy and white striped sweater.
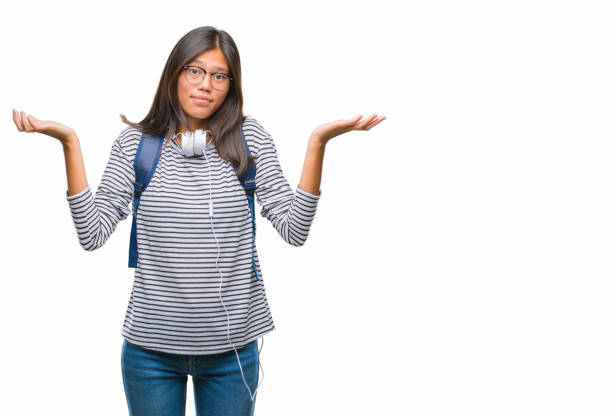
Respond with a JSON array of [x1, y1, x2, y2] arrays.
[[66, 116, 321, 355]]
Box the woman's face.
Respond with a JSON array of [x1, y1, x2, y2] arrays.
[[177, 48, 230, 131]]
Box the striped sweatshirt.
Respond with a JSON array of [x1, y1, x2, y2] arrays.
[[66, 116, 321, 355]]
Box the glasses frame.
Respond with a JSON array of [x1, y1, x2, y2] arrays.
[[182, 65, 233, 90]]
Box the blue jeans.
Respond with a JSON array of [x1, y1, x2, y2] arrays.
[[121, 338, 259, 416]]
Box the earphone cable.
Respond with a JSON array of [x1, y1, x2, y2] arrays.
[[202, 145, 263, 402]]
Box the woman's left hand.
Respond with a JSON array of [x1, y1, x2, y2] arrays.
[[310, 113, 386, 146]]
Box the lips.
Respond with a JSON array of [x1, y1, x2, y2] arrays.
[[192, 96, 212, 103]]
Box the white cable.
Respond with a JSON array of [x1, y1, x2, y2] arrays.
[[202, 144, 264, 403]]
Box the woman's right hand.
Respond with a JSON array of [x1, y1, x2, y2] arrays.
[[12, 109, 77, 147]]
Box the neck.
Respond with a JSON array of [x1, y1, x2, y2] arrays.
[[178, 119, 208, 132]]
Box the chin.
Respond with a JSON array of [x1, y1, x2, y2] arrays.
[[189, 111, 211, 120]]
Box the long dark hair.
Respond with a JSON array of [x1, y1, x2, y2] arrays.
[[120, 26, 256, 176]]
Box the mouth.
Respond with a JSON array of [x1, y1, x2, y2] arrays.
[[192, 96, 212, 104]]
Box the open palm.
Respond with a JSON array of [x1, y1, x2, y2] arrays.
[[312, 113, 386, 145], [12, 109, 75, 144]]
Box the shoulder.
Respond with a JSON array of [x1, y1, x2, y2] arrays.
[[113, 126, 144, 162], [242, 115, 274, 155]]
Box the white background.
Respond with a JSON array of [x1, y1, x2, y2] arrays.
[[1, 0, 611, 415]]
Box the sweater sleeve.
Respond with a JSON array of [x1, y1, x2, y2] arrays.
[[253, 124, 321, 247], [65, 134, 135, 251]]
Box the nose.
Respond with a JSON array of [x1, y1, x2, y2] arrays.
[[197, 71, 213, 90]]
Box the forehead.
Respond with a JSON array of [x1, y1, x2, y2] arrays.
[[189, 49, 229, 72]]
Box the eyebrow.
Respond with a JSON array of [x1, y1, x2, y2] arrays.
[[190, 60, 228, 72]]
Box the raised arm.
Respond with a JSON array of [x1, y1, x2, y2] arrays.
[[12, 109, 135, 251], [64, 132, 135, 251], [63, 138, 89, 197], [12, 109, 89, 196], [250, 120, 321, 247]]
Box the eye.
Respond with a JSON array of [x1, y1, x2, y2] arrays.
[[188, 67, 200, 75]]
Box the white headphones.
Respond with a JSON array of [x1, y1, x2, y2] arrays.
[[173, 129, 211, 157], [200, 140, 264, 402]]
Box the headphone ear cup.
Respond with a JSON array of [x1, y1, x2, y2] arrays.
[[182, 131, 194, 157], [194, 129, 206, 156]]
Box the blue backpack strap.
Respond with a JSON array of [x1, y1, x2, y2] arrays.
[[128, 133, 164, 268], [236, 126, 260, 280]]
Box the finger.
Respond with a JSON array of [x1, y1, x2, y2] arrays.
[[24, 113, 43, 132], [365, 113, 378, 123], [357, 114, 378, 128], [12, 109, 24, 131], [364, 115, 385, 130], [372, 115, 386, 127], [22, 112, 34, 131], [18, 110, 29, 131], [26, 114, 39, 130], [354, 114, 376, 129], [20, 111, 28, 129], [361, 115, 386, 130]]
